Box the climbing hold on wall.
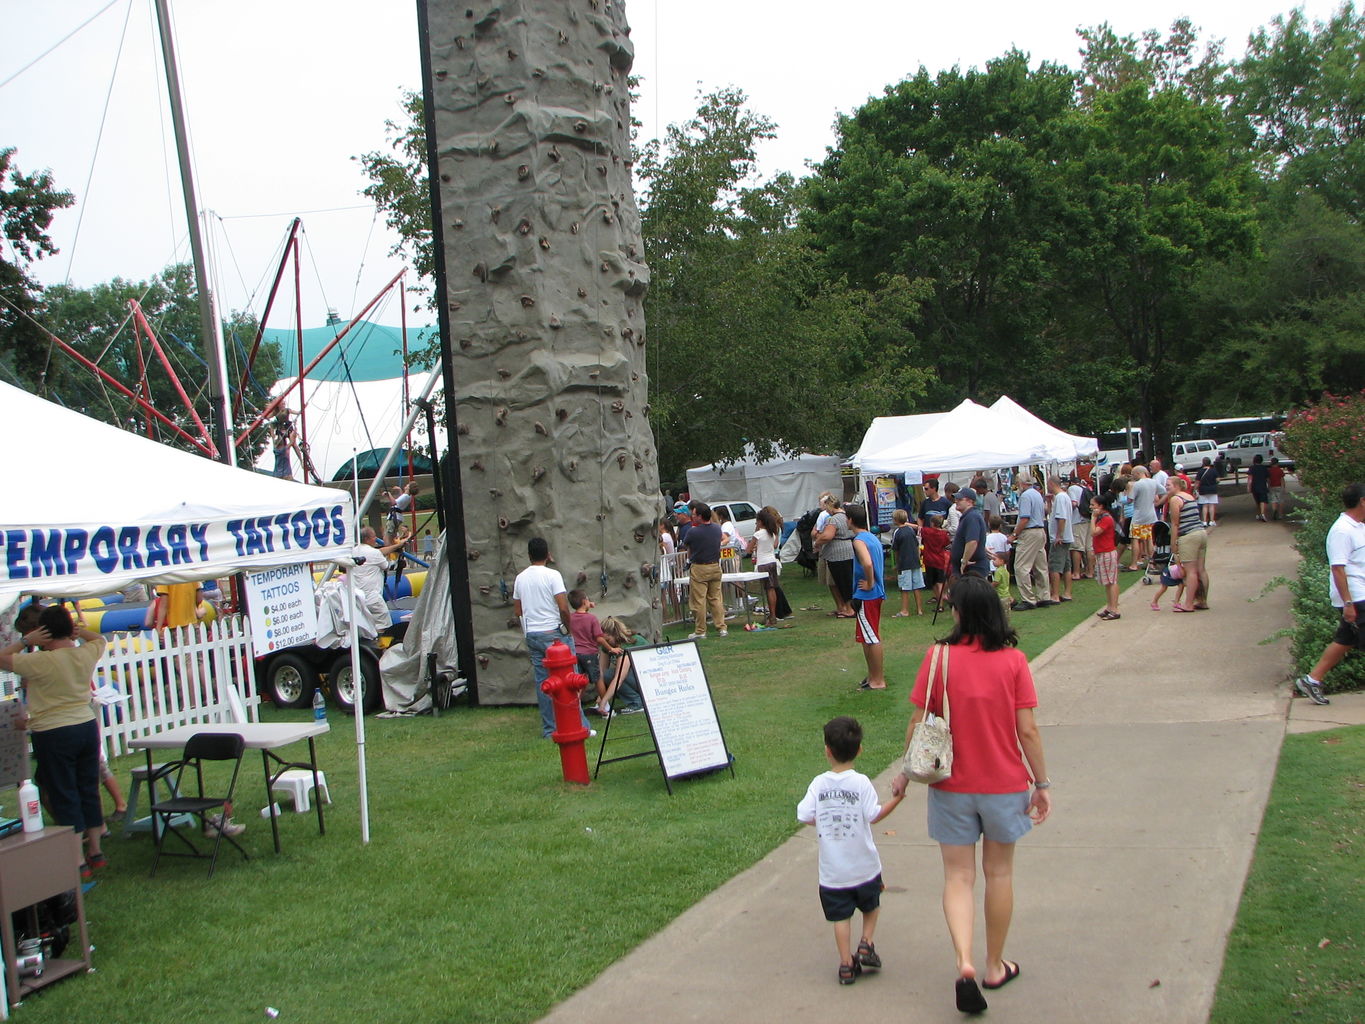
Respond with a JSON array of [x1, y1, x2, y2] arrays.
[[623, 575, 636, 589], [633, 529, 646, 543], [491, 205, 502, 221], [504, 93, 516, 104], [517, 218, 532, 235], [602, 210, 614, 223], [576, 572, 588, 585], [571, 222, 580, 234], [519, 295, 535, 307], [435, 69, 448, 80], [517, 164, 530, 180], [568, 458, 578, 471], [556, 408, 568, 421], [549, 145, 561, 162], [534, 421, 547, 435], [468, 549, 482, 561], [449, 300, 462, 312], [459, 336, 472, 349], [478, 654, 490, 668], [548, 316, 561, 329], [617, 453, 627, 469], [539, 236, 550, 249], [494, 406, 509, 424], [497, 367, 511, 378], [473, 263, 487, 281], [577, 287, 587, 298], [574, 120, 588, 133], [479, 584, 492, 595], [458, 423, 470, 435], [470, 459, 484, 471], [498, 516, 509, 529], [610, 400, 624, 414], [532, 466, 546, 482]]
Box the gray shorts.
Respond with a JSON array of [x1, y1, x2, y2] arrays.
[[1047, 543, 1070, 574], [927, 788, 1033, 845]]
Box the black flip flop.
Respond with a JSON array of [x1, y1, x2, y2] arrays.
[[956, 977, 988, 1014], [982, 960, 1020, 990]]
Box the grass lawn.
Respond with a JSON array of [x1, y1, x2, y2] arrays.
[[26, 571, 1108, 1024], [1210, 726, 1365, 1023]]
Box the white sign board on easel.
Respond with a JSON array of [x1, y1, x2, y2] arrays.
[[242, 564, 318, 660], [628, 641, 732, 789]]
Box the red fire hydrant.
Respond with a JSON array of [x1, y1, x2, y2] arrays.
[[542, 640, 592, 784]]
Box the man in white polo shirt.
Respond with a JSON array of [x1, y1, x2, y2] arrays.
[[1296, 482, 1365, 705]]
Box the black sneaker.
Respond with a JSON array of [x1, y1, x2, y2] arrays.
[[857, 940, 882, 970], [1010, 601, 1036, 611], [837, 959, 862, 985], [1295, 676, 1330, 705]]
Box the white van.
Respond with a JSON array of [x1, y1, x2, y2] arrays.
[[1170, 438, 1220, 471], [1218, 432, 1295, 471]]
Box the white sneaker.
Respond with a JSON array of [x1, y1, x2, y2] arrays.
[[204, 813, 245, 838], [686, 631, 706, 640], [717, 628, 729, 637]]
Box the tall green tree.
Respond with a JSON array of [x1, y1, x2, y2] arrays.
[[356, 91, 434, 317], [639, 88, 929, 482], [1228, 3, 1365, 216], [1077, 18, 1226, 106], [1063, 83, 1258, 455], [803, 52, 1077, 409], [0, 147, 73, 390]]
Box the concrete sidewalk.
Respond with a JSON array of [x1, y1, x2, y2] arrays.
[[542, 497, 1325, 1024]]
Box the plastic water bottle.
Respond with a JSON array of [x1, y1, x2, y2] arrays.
[[19, 778, 42, 833], [312, 688, 327, 721]]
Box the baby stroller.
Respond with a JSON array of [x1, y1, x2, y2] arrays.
[[1142, 520, 1172, 586]]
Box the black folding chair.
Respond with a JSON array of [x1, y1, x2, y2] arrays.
[[149, 732, 249, 878]]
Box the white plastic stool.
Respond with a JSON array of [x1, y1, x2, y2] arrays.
[[269, 769, 330, 813]]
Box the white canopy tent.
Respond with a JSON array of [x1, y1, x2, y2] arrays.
[[850, 411, 951, 471], [685, 447, 844, 520], [0, 381, 355, 611], [0, 381, 376, 843], [988, 396, 1098, 462], [858, 399, 1058, 475]]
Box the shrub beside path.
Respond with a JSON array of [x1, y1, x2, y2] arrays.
[[541, 496, 1317, 1024]]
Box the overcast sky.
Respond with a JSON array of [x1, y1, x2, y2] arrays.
[[3, 0, 1343, 329]]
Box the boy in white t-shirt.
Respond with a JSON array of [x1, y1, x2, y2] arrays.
[[797, 716, 903, 985]]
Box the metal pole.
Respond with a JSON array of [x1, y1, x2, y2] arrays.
[[349, 457, 369, 844], [418, 0, 479, 703], [152, 0, 232, 464]]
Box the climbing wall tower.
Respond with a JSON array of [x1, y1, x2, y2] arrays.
[[419, 0, 661, 704]]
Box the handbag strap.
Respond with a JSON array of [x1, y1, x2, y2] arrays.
[[932, 643, 951, 726]]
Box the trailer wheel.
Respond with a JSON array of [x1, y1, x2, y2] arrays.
[[266, 652, 318, 709], [329, 649, 382, 715]]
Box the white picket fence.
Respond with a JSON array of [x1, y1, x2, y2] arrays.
[[96, 615, 260, 758]]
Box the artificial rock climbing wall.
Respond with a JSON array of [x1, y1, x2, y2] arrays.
[[422, 0, 661, 704]]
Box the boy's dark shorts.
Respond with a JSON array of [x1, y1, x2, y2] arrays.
[[1332, 601, 1365, 648], [923, 566, 945, 588], [819, 873, 883, 922]]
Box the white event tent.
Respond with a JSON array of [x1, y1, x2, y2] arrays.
[[989, 396, 1099, 462], [857, 398, 1090, 475], [0, 381, 355, 612], [850, 411, 951, 472]]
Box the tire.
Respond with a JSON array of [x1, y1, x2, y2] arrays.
[[266, 652, 319, 709], [329, 649, 382, 716]]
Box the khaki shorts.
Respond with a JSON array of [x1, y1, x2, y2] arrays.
[[1175, 529, 1208, 565], [818, 557, 832, 586]]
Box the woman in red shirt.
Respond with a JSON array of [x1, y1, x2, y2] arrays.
[[892, 576, 1051, 1014]]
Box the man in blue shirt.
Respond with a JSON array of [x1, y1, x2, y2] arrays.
[[949, 489, 992, 580], [1009, 474, 1050, 609], [848, 505, 887, 691]]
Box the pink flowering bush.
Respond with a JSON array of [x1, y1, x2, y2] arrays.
[[1281, 393, 1365, 691]]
